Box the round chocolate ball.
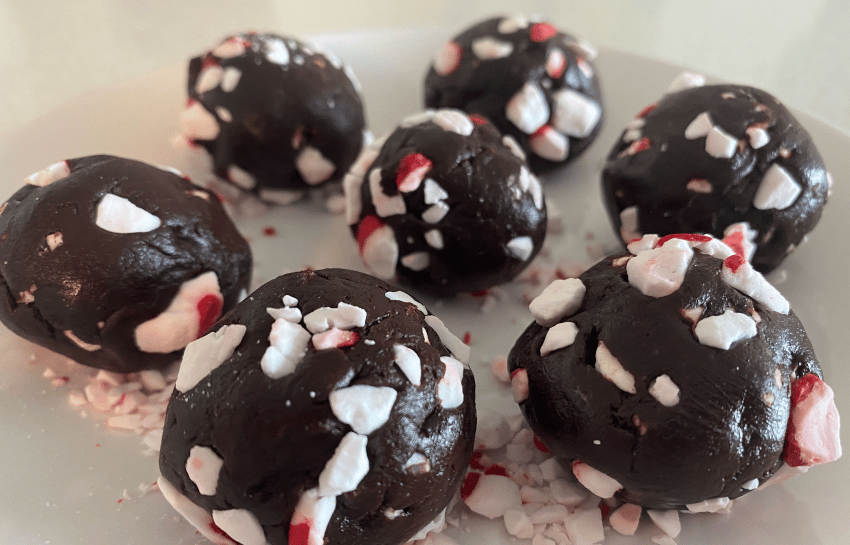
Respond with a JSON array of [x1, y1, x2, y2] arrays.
[[602, 83, 831, 273], [508, 234, 824, 509], [0, 155, 252, 373], [158, 268, 476, 545], [344, 109, 547, 296], [424, 16, 603, 174], [180, 32, 368, 203]]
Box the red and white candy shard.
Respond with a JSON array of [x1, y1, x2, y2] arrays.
[[540, 321, 579, 356], [393, 344, 422, 386], [433, 41, 462, 76], [437, 356, 465, 409], [296, 146, 336, 186], [511, 368, 529, 403], [213, 37, 248, 59], [311, 327, 360, 350], [135, 272, 224, 354], [721, 256, 789, 314], [506, 82, 549, 134], [757, 462, 808, 490], [551, 89, 601, 138], [408, 508, 447, 542], [722, 222, 758, 261], [693, 308, 758, 350], [370, 170, 406, 217], [529, 125, 569, 161], [685, 497, 732, 513], [290, 488, 336, 545], [546, 47, 566, 78], [303, 303, 367, 334], [180, 101, 221, 141], [211, 509, 268, 545], [619, 206, 641, 242], [267, 305, 302, 324], [686, 177, 713, 194], [385, 290, 428, 314], [595, 342, 636, 394], [506, 236, 534, 261], [357, 215, 398, 279], [432, 109, 475, 136], [753, 163, 802, 210], [648, 509, 681, 538], [626, 238, 694, 298], [609, 504, 642, 536], [176, 323, 247, 393], [317, 432, 369, 496], [96, 193, 162, 234], [464, 474, 522, 519], [571, 461, 622, 499], [157, 476, 237, 545], [424, 315, 470, 363], [785, 374, 842, 467], [186, 445, 225, 496], [17, 284, 37, 304], [25, 160, 70, 187], [471, 37, 514, 59], [648, 374, 680, 407], [705, 125, 738, 158], [329, 385, 397, 435], [64, 330, 101, 352], [404, 452, 431, 473], [261, 318, 311, 379], [529, 278, 586, 327], [396, 152, 432, 193]]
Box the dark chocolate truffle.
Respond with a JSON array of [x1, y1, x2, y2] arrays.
[[508, 233, 840, 510], [158, 268, 476, 545], [602, 83, 831, 273], [424, 16, 602, 174], [179, 33, 368, 203], [344, 109, 547, 296], [0, 155, 252, 373]]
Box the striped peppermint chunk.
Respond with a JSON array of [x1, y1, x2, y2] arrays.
[[721, 255, 789, 314], [437, 356, 465, 409], [433, 109, 474, 136], [529, 126, 569, 161], [157, 477, 236, 545], [385, 290, 427, 314], [627, 238, 693, 297], [647, 509, 681, 538], [311, 328, 360, 350], [595, 342, 636, 394], [705, 125, 738, 158], [529, 278, 586, 327], [290, 488, 336, 545], [506, 236, 534, 261], [303, 303, 367, 334], [329, 385, 397, 435], [176, 324, 246, 393], [619, 206, 641, 243], [571, 460, 622, 498], [511, 368, 529, 403], [686, 497, 732, 513], [609, 504, 642, 536], [369, 170, 406, 217]]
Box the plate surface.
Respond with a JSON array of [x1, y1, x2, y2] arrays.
[[0, 27, 847, 545]]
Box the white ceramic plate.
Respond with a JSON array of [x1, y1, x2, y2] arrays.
[[0, 27, 847, 545]]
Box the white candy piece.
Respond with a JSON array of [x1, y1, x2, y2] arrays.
[[343, 148, 379, 224], [464, 474, 522, 519], [422, 201, 450, 224], [228, 164, 256, 190], [369, 169, 406, 217], [437, 356, 465, 409], [329, 385, 397, 435], [304, 303, 367, 334], [686, 497, 732, 513], [64, 330, 101, 352], [595, 342, 636, 394], [694, 308, 758, 350], [503, 507, 534, 539], [498, 16, 529, 34], [540, 322, 579, 356], [211, 509, 268, 545], [721, 259, 790, 314], [747, 126, 770, 149], [180, 101, 220, 140], [666, 72, 706, 94], [649, 374, 680, 406], [134, 272, 222, 354], [221, 66, 241, 92], [267, 306, 302, 324], [648, 509, 681, 538], [424, 229, 444, 250], [471, 36, 514, 60], [549, 477, 586, 505], [423, 179, 449, 205], [258, 188, 303, 206], [176, 324, 246, 392], [609, 504, 642, 536], [511, 368, 529, 403], [518, 167, 544, 210], [96, 194, 161, 234], [475, 412, 513, 450], [619, 206, 641, 242], [260, 318, 311, 379], [705, 125, 738, 158], [157, 477, 236, 545], [403, 452, 431, 474], [196, 65, 223, 94], [290, 488, 336, 545], [424, 315, 470, 364], [687, 178, 714, 193], [213, 38, 246, 59], [506, 236, 534, 261], [385, 290, 427, 314], [551, 89, 601, 138], [684, 111, 713, 140], [433, 109, 474, 136], [506, 83, 549, 134], [529, 278, 586, 327], [546, 47, 566, 78], [753, 163, 802, 210], [433, 42, 462, 76], [360, 222, 398, 279], [571, 460, 622, 498], [401, 252, 430, 271], [408, 509, 447, 542], [185, 445, 224, 496], [722, 221, 758, 261], [318, 432, 369, 496], [627, 238, 694, 298], [627, 233, 659, 254], [393, 344, 421, 386], [296, 146, 336, 186], [502, 135, 527, 160], [564, 506, 605, 545], [529, 126, 569, 161], [25, 160, 71, 187]]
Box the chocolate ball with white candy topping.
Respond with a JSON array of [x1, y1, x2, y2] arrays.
[[602, 83, 831, 273], [179, 32, 368, 204], [508, 233, 841, 510], [0, 155, 252, 373], [424, 15, 603, 174], [158, 268, 476, 545], [344, 109, 547, 296]]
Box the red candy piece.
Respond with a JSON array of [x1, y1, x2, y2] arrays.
[[469, 114, 489, 126], [396, 153, 432, 192], [484, 464, 509, 477], [636, 103, 657, 118], [463, 332, 472, 345], [262, 226, 277, 237], [722, 230, 746, 257], [784, 374, 842, 467], [288, 521, 311, 545], [598, 500, 611, 521], [461, 471, 481, 500], [210, 521, 237, 542], [657, 233, 712, 246], [196, 293, 224, 338], [530, 23, 558, 42], [469, 451, 485, 470], [533, 435, 550, 453], [723, 254, 746, 273], [356, 214, 386, 254]]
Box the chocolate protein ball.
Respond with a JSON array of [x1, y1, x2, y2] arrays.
[[602, 83, 831, 273], [179, 32, 368, 204], [344, 109, 546, 296], [158, 268, 476, 545], [508, 233, 841, 510], [0, 155, 252, 373], [424, 16, 602, 174]]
